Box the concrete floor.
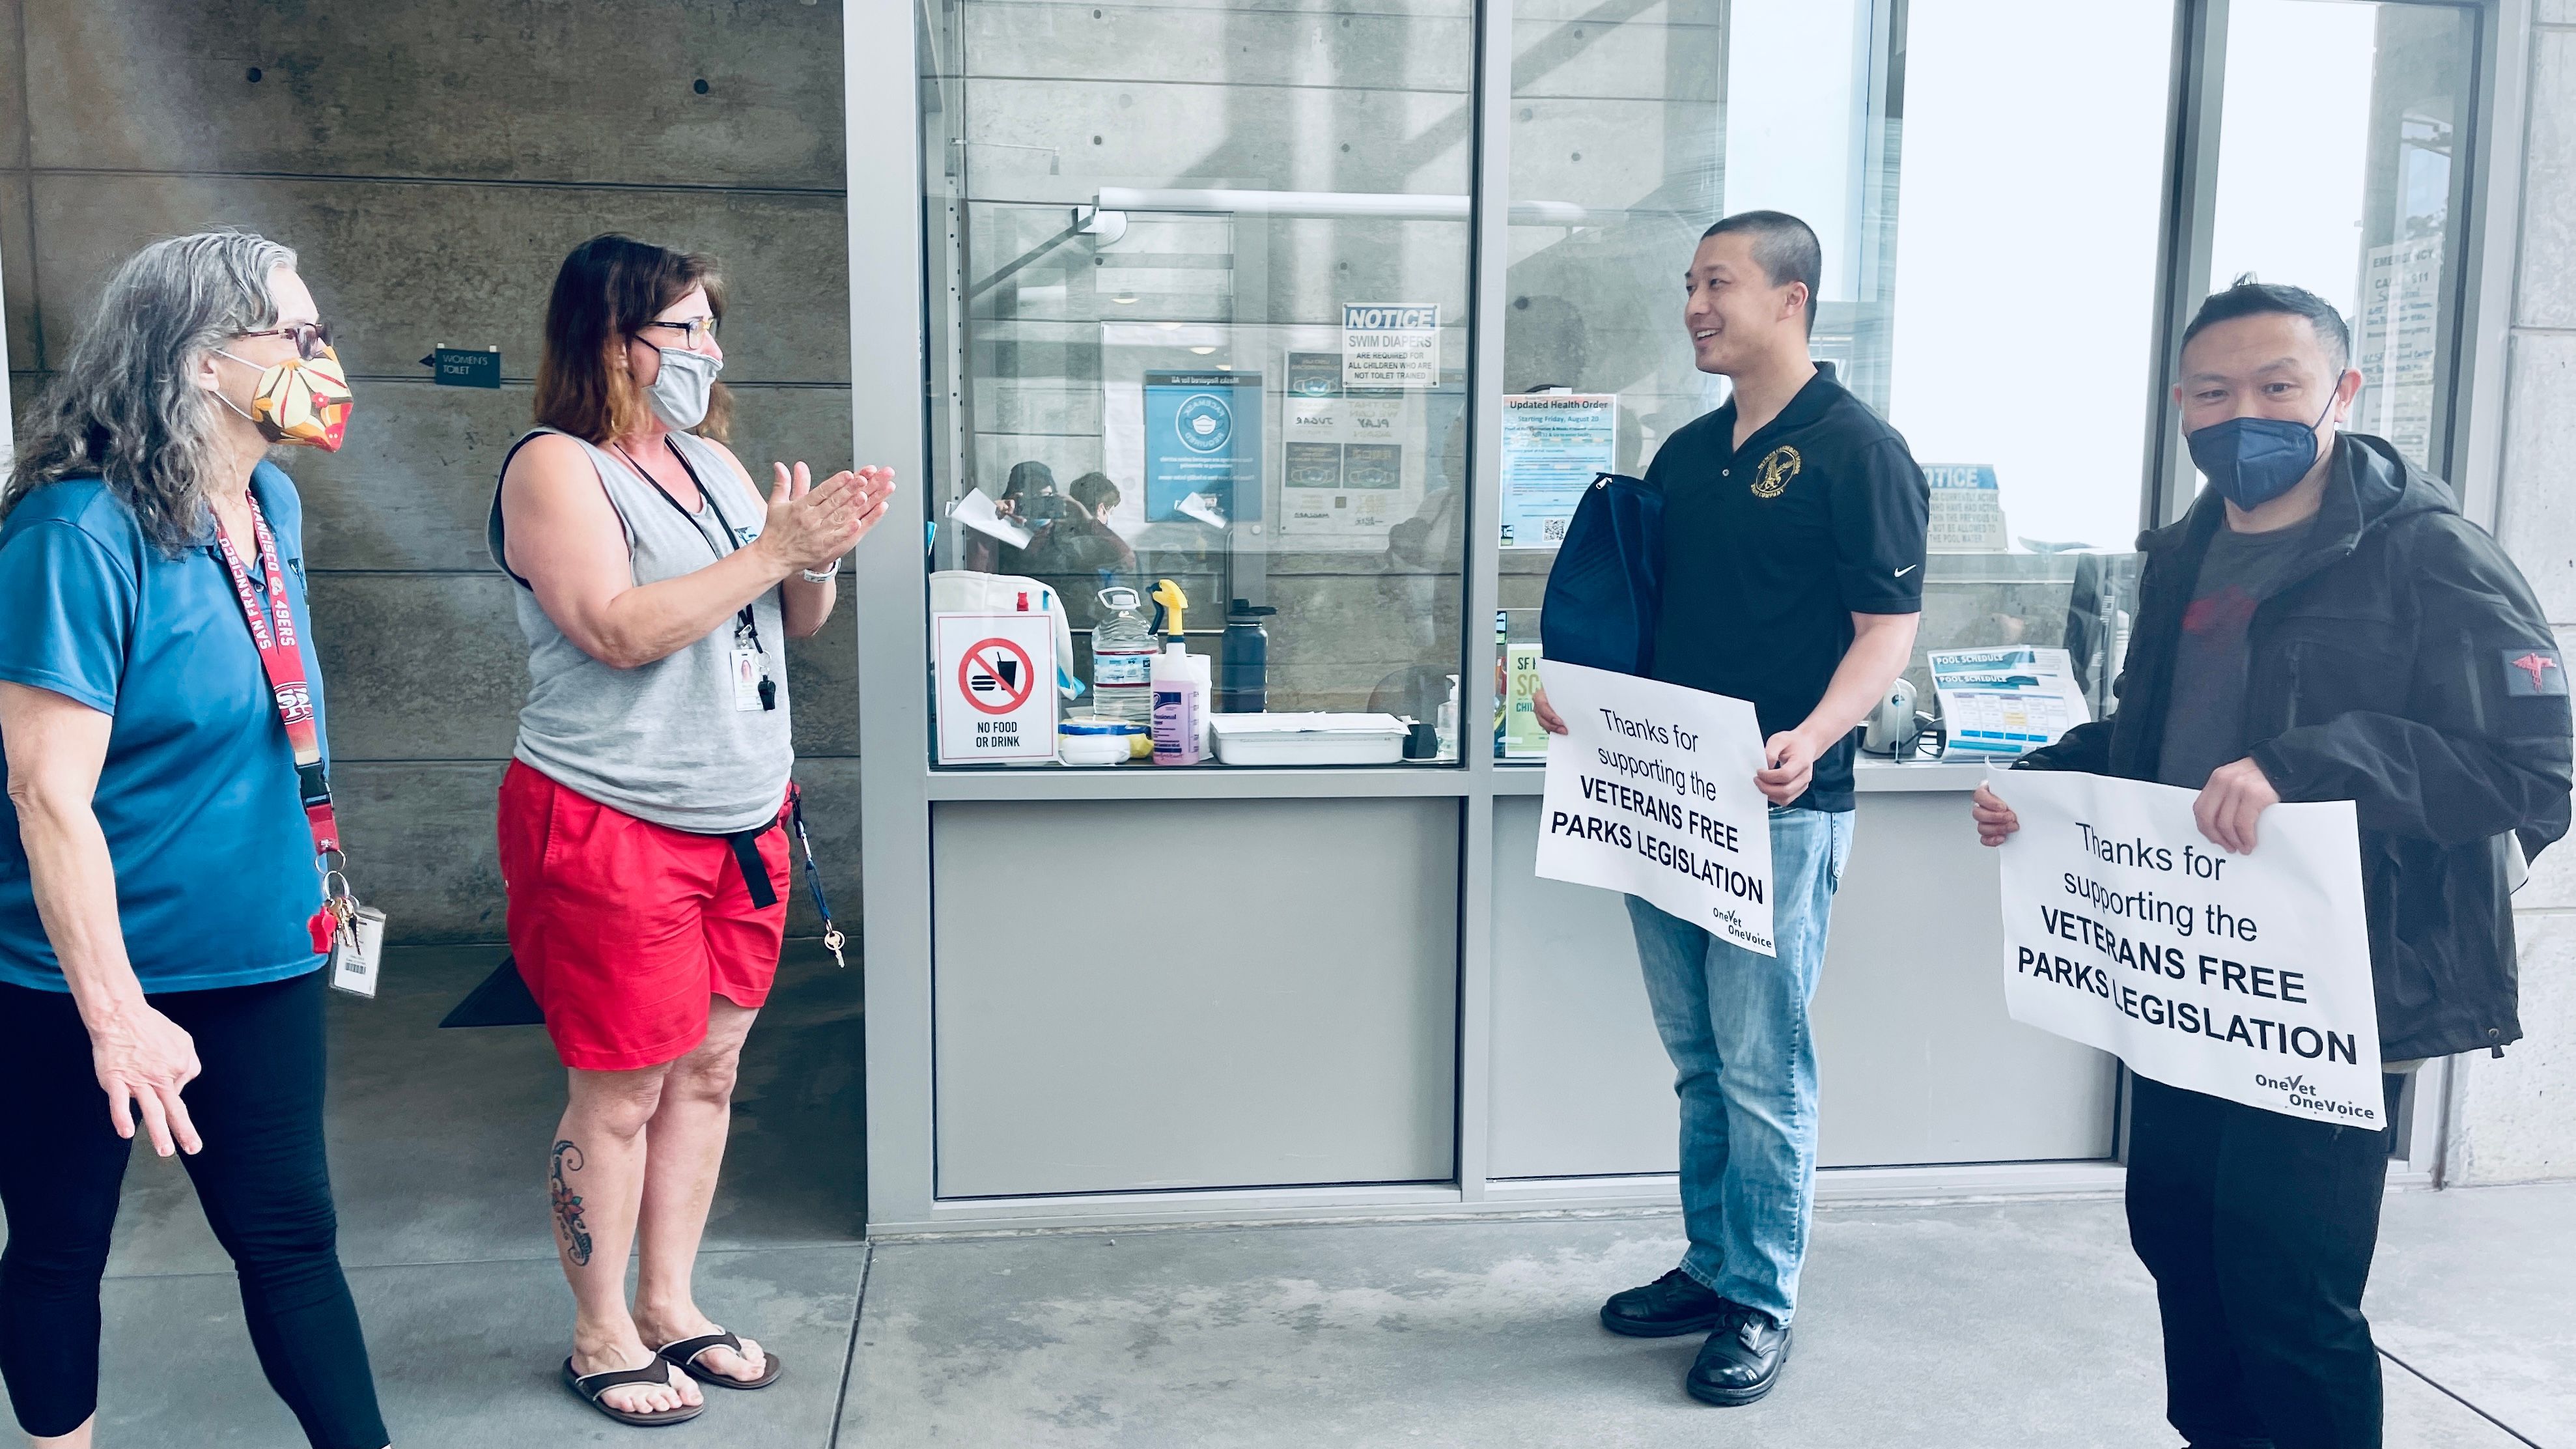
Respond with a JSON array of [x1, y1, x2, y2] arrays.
[[21, 943, 866, 1448], [5, 944, 2566, 1448], [852, 1200, 2569, 1449]]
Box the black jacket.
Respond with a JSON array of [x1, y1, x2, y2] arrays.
[[2018, 434, 2571, 1062]]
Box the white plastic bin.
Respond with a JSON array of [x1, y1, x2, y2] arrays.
[[1208, 713, 1410, 767]]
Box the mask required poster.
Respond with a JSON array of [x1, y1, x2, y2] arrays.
[[1533, 661, 1775, 955], [1143, 371, 1263, 526], [1987, 768, 2385, 1126]]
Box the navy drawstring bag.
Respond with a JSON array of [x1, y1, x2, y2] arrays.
[[1539, 471, 1664, 677]]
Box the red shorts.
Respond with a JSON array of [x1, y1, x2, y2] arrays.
[[496, 761, 790, 1071]]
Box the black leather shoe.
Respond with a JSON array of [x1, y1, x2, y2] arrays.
[[1599, 1268, 1731, 1338], [1686, 1308, 1791, 1406]]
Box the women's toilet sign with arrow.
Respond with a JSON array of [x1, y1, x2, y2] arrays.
[[419, 345, 501, 388]]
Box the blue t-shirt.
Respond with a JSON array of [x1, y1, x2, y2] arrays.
[[0, 464, 331, 993]]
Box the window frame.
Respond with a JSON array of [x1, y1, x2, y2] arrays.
[[2145, 0, 2505, 533]]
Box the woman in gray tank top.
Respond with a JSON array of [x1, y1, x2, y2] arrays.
[[489, 235, 893, 1427]]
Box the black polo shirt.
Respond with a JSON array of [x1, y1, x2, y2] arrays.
[[1645, 364, 1929, 811]]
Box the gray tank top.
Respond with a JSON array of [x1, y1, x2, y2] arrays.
[[488, 427, 792, 834]]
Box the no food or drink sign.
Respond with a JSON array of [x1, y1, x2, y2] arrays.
[[935, 613, 1056, 763], [958, 636, 1036, 714]]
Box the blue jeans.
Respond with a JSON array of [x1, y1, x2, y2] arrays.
[[1626, 805, 1853, 1327]]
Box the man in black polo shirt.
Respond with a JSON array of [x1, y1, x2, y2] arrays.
[[1539, 209, 1927, 1406]]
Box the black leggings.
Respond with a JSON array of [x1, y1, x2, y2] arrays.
[[0, 970, 387, 1448]]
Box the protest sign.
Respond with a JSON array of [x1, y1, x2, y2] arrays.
[[1989, 768, 2384, 1126], [1534, 661, 1774, 955]]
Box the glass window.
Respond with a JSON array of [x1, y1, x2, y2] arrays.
[[1502, 0, 2172, 742], [2209, 0, 2475, 472], [1885, 1, 2174, 555], [919, 0, 1476, 765]]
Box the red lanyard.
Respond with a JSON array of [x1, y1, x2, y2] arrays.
[[212, 498, 340, 858]]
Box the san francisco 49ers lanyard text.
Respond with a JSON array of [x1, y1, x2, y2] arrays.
[[211, 498, 341, 858]]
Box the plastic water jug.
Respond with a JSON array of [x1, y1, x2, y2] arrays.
[[1091, 586, 1156, 727]]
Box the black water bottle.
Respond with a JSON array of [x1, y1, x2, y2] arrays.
[[1219, 599, 1276, 712]]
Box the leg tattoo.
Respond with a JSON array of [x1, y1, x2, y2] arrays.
[[550, 1139, 595, 1266]]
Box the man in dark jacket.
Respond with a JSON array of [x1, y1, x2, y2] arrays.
[[1973, 279, 2571, 1449]]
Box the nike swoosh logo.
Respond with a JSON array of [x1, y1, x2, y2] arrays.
[[1894, 564, 1919, 578]]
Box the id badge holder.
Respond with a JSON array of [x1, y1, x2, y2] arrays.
[[318, 863, 385, 999], [329, 907, 386, 998], [732, 646, 764, 711]]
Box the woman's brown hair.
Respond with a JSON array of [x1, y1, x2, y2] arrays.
[[533, 233, 731, 443]]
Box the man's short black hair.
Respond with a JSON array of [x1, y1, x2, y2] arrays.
[[1701, 210, 1821, 333], [2181, 274, 2351, 373]]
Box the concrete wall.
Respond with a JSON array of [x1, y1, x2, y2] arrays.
[[0, 1, 857, 943], [2459, 1, 2576, 1185]]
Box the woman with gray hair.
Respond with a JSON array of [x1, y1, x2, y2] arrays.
[[0, 232, 387, 1448]]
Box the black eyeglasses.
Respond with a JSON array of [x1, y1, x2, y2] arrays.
[[238, 320, 335, 359]]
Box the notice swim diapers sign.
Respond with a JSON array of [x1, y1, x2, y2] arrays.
[[1988, 768, 2384, 1126], [1341, 304, 1440, 389], [1533, 661, 1775, 956]]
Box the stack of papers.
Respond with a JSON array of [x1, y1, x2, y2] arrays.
[[1925, 646, 2090, 757]]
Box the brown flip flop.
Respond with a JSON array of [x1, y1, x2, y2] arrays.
[[562, 1357, 705, 1426], [655, 1329, 784, 1390]]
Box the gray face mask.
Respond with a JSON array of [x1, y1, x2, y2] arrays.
[[640, 343, 721, 430]]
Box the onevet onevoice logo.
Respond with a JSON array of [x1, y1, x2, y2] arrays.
[[1707, 907, 1773, 955], [2252, 1071, 2379, 1123]]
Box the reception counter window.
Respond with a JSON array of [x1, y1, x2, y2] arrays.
[[906, 0, 2481, 768], [918, 0, 1479, 765], [917, 0, 2180, 770]]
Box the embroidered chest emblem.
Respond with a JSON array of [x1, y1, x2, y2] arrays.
[[1751, 445, 1801, 499]]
